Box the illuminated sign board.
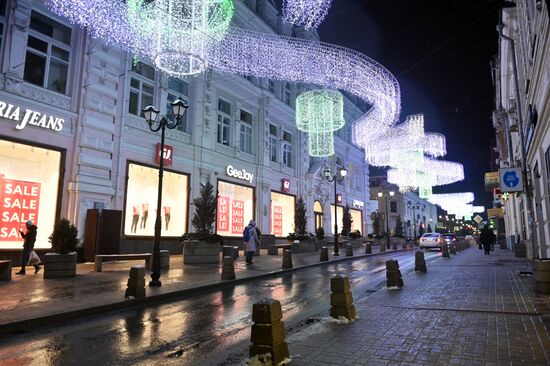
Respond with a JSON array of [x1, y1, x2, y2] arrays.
[[226, 165, 254, 184], [0, 100, 64, 132]]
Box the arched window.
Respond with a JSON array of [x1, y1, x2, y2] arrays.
[[314, 200, 323, 230]]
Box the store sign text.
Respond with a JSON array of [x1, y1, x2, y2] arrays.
[[155, 143, 173, 166], [0, 100, 64, 132], [281, 178, 290, 192], [352, 200, 364, 209], [226, 165, 254, 183]]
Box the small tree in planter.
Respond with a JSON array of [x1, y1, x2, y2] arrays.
[[183, 181, 222, 264], [341, 205, 352, 237], [288, 197, 315, 252], [44, 218, 79, 278], [371, 212, 381, 235], [315, 227, 325, 240], [393, 215, 404, 238]]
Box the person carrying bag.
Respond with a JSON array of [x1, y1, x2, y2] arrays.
[[16, 220, 41, 275]]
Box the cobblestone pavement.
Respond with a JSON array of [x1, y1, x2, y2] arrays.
[[0, 243, 394, 327], [289, 248, 550, 366]]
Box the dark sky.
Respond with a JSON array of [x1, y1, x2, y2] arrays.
[[314, 0, 502, 209]]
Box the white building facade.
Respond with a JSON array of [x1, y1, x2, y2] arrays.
[[493, 1, 550, 259], [0, 0, 373, 255]]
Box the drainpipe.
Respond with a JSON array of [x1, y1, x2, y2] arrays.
[[496, 20, 538, 259]]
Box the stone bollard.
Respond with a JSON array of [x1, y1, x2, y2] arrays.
[[442, 243, 450, 258], [380, 242, 386, 252], [345, 243, 353, 257], [221, 256, 236, 280], [249, 298, 289, 365], [160, 249, 170, 269], [125, 265, 146, 299], [402, 241, 407, 249], [320, 246, 329, 262], [330, 275, 356, 320], [533, 259, 550, 294], [365, 242, 372, 254], [415, 251, 427, 273], [450, 242, 457, 255], [386, 260, 404, 288], [391, 241, 398, 250], [222, 245, 236, 260], [282, 249, 293, 269]]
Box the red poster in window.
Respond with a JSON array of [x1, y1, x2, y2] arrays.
[[217, 196, 229, 232], [0, 175, 41, 241], [272, 205, 283, 236], [231, 200, 244, 235]]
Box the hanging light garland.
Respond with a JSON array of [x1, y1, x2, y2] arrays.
[[296, 89, 345, 157], [282, 0, 334, 29], [126, 0, 234, 76], [45, 0, 401, 137]]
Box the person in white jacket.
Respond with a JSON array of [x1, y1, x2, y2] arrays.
[[245, 220, 259, 264]]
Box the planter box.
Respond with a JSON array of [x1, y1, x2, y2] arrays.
[[44, 252, 77, 279], [291, 238, 317, 253], [183, 240, 220, 264], [348, 239, 363, 248]]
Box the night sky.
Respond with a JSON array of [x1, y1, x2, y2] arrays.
[[314, 0, 502, 209]]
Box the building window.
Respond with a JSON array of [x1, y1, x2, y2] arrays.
[[282, 131, 292, 168], [0, 1, 6, 50], [390, 201, 397, 213], [217, 180, 254, 237], [217, 98, 231, 146], [24, 11, 72, 95], [271, 192, 296, 237], [166, 78, 189, 133], [269, 124, 278, 162], [129, 61, 155, 116], [239, 110, 252, 154], [284, 83, 291, 105], [268, 80, 275, 94]]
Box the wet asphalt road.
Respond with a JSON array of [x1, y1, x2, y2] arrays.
[[0, 250, 441, 366]]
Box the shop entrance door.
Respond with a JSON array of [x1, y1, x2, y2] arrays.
[[314, 201, 324, 231]]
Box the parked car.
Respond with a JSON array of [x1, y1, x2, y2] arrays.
[[441, 232, 457, 244], [419, 233, 446, 251]]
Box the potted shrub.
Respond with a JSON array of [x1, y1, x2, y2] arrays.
[[390, 215, 406, 249], [183, 181, 222, 264], [315, 227, 325, 249], [44, 218, 79, 279], [288, 197, 316, 252], [348, 229, 363, 248]]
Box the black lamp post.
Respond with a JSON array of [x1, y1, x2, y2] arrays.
[[407, 202, 420, 238], [377, 190, 395, 249], [323, 166, 347, 256], [142, 99, 188, 287]]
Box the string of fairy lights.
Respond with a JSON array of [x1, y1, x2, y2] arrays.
[[45, 0, 482, 218]]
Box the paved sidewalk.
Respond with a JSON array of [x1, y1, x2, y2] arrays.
[[0, 243, 399, 333], [289, 247, 550, 366]]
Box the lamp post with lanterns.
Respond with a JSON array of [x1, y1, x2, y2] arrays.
[[142, 99, 188, 287], [377, 190, 395, 249], [407, 202, 421, 238], [324, 166, 347, 256]]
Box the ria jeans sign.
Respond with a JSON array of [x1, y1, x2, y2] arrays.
[[0, 100, 64, 132], [226, 165, 254, 184]]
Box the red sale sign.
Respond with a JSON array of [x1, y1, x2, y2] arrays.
[[216, 196, 229, 232], [155, 143, 173, 166], [0, 175, 41, 241], [231, 200, 244, 235], [272, 205, 283, 236]]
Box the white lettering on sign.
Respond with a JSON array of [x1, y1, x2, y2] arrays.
[[0, 100, 64, 132], [226, 165, 254, 184], [352, 200, 364, 209]]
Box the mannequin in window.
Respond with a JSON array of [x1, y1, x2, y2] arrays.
[[164, 206, 171, 230], [131, 205, 140, 233], [140, 203, 149, 229]]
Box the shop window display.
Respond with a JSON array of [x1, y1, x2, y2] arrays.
[[217, 180, 254, 237], [331, 205, 363, 235], [271, 192, 295, 237], [0, 139, 61, 249], [124, 163, 188, 237]]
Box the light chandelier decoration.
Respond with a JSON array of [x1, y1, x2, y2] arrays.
[[127, 0, 234, 76], [296, 89, 345, 157], [428, 193, 475, 217], [283, 0, 334, 29], [45, 0, 401, 137], [387, 158, 464, 192]]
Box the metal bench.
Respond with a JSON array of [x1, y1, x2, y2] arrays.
[[268, 243, 292, 255], [95, 253, 152, 272], [0, 260, 12, 281]]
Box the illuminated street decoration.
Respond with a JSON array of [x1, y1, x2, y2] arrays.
[[283, 0, 333, 29], [472, 206, 485, 213], [387, 159, 464, 193], [126, 0, 234, 76], [296, 89, 345, 157], [428, 193, 475, 217], [46, 0, 401, 137]]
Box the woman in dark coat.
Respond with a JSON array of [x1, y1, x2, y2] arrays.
[[479, 226, 496, 255], [16, 220, 41, 274]]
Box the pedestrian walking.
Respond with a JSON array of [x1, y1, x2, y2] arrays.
[[243, 220, 259, 265], [16, 220, 41, 275], [479, 225, 496, 256]]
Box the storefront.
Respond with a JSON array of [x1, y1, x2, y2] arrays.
[[270, 191, 295, 237], [0, 137, 64, 249], [216, 179, 255, 237], [123, 162, 189, 237], [330, 205, 364, 235]]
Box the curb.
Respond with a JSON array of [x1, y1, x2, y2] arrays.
[[0, 247, 412, 336]]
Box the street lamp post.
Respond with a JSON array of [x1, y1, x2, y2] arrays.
[[324, 166, 347, 256], [377, 190, 395, 249], [142, 99, 188, 287], [407, 202, 420, 238]]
